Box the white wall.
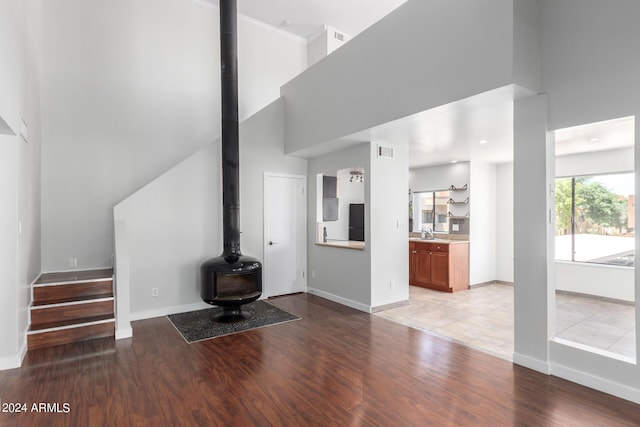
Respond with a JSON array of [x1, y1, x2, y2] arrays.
[[410, 162, 470, 194], [556, 263, 634, 302], [307, 144, 372, 310], [307, 26, 351, 68], [556, 147, 634, 177], [542, 0, 640, 131], [41, 0, 307, 271], [307, 31, 328, 68], [495, 163, 514, 282], [114, 99, 306, 321], [0, 0, 22, 368], [469, 162, 497, 285], [0, 137, 19, 368], [0, 0, 42, 369], [0, 0, 21, 136], [17, 0, 43, 362], [114, 142, 219, 318], [282, 0, 516, 154], [370, 141, 410, 308], [513, 0, 541, 93]]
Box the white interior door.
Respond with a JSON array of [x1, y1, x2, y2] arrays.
[[264, 173, 306, 297]]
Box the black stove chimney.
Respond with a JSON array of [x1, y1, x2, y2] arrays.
[[200, 0, 262, 322], [220, 0, 240, 259]]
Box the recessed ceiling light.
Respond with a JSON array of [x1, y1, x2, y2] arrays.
[[589, 137, 599, 143], [479, 139, 488, 144], [451, 160, 458, 164]]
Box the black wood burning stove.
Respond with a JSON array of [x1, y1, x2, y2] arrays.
[[200, 0, 262, 322]]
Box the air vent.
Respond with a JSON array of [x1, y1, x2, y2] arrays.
[[334, 31, 345, 42], [377, 145, 395, 159]]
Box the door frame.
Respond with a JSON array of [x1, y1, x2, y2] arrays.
[[263, 172, 307, 297]]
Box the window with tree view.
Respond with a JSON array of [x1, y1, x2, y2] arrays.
[[555, 173, 635, 266], [411, 191, 450, 233]]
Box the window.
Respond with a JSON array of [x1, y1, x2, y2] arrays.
[[555, 172, 635, 266], [412, 190, 450, 232]]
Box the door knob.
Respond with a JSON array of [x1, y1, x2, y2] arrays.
[[268, 241, 277, 246]]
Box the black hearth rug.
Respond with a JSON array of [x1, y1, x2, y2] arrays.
[[167, 300, 300, 343]]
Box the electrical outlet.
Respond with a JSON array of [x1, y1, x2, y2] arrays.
[[152, 288, 159, 297], [311, 271, 316, 278], [390, 281, 396, 290], [69, 258, 77, 268]]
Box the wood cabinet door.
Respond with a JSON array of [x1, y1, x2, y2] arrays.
[[413, 250, 431, 287], [409, 248, 416, 284], [430, 252, 449, 288]]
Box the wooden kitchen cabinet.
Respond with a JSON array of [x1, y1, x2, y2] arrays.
[[409, 240, 469, 292], [410, 242, 431, 287]]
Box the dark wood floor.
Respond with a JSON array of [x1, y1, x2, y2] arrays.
[[1, 294, 639, 426]]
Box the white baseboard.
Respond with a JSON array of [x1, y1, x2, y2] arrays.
[[371, 299, 409, 313], [306, 288, 371, 313], [512, 352, 550, 374], [39, 266, 113, 275], [1, 329, 30, 371], [551, 363, 640, 405], [130, 301, 211, 321], [115, 325, 133, 339], [18, 335, 27, 365], [0, 352, 23, 371]]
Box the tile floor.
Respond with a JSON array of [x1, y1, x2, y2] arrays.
[[375, 284, 636, 361]]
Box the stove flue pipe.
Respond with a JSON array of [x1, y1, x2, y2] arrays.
[[220, 0, 241, 262]]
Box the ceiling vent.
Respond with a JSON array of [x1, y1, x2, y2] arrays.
[[377, 145, 395, 159]]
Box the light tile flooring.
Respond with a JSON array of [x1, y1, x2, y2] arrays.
[[375, 284, 636, 361]]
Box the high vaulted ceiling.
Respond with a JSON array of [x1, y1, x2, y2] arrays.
[[199, 0, 408, 40], [200, 0, 636, 169]]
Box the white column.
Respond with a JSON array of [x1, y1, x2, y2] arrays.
[[513, 94, 554, 372], [113, 217, 133, 339]]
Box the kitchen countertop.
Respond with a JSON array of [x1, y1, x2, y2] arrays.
[[316, 240, 365, 250], [409, 237, 469, 244]]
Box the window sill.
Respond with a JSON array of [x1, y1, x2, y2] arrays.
[[555, 260, 634, 270]]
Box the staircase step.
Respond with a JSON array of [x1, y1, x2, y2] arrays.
[[35, 268, 113, 285], [30, 298, 114, 327], [33, 280, 113, 305], [28, 318, 115, 350], [29, 314, 115, 332], [29, 268, 116, 351]]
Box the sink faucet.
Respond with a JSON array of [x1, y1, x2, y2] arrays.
[[421, 226, 433, 240]]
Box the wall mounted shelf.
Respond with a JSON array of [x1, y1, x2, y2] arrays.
[[447, 197, 469, 205], [448, 184, 467, 191], [447, 212, 470, 218]]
